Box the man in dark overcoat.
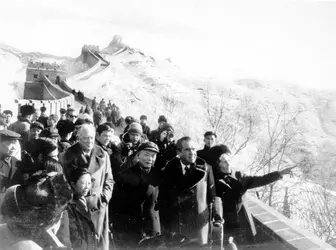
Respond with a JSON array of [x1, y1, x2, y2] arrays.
[[60, 124, 113, 250], [159, 136, 221, 247], [110, 141, 161, 248]]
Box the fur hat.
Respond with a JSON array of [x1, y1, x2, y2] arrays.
[[1, 171, 72, 227], [158, 115, 167, 123], [20, 105, 36, 116], [128, 122, 143, 135]]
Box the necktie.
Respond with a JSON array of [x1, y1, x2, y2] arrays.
[[184, 166, 191, 175]]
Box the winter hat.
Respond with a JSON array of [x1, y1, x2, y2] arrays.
[[208, 144, 231, 167], [140, 115, 147, 120], [3, 110, 13, 116], [125, 116, 135, 125], [128, 122, 143, 135], [158, 115, 167, 123], [20, 104, 36, 116], [1, 171, 73, 227], [30, 121, 44, 130], [160, 123, 174, 133], [56, 120, 75, 137], [30, 138, 58, 159], [138, 141, 159, 153]]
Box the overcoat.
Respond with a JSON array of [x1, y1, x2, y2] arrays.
[[110, 163, 161, 247], [159, 157, 218, 246], [215, 170, 283, 241], [60, 143, 114, 250]]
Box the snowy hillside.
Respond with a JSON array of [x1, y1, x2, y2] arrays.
[[1, 37, 336, 242]]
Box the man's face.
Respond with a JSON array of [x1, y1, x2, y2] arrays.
[[140, 119, 147, 125], [179, 140, 197, 164], [78, 128, 95, 152], [96, 130, 113, 146], [47, 117, 56, 127], [66, 111, 78, 123], [158, 122, 166, 129], [129, 132, 141, 144], [204, 135, 216, 148], [0, 139, 17, 156], [4, 114, 12, 125], [30, 128, 42, 140], [138, 150, 157, 169], [218, 153, 231, 173]]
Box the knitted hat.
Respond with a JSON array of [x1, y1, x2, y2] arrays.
[[1, 171, 72, 227], [160, 123, 174, 133], [208, 144, 231, 167], [128, 122, 143, 135], [20, 105, 36, 116], [158, 115, 167, 123]]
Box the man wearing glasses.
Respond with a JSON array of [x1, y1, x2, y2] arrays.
[[66, 108, 78, 123]]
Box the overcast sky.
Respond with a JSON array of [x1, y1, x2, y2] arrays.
[[1, 0, 336, 89]]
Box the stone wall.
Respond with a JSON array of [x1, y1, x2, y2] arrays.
[[246, 194, 336, 249], [26, 68, 66, 85]]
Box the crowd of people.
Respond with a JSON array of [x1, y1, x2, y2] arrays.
[[0, 102, 296, 250]]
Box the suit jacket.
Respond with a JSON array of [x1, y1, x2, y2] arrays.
[[159, 157, 218, 246], [60, 143, 113, 250]]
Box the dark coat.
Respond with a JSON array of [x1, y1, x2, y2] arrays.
[[67, 199, 97, 250], [37, 115, 48, 129], [60, 143, 114, 250], [141, 124, 151, 138], [148, 129, 160, 142], [159, 157, 218, 246], [215, 170, 283, 240], [197, 146, 211, 164], [152, 139, 177, 170], [110, 163, 160, 246]]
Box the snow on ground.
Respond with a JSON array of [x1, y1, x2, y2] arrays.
[[2, 41, 336, 241]]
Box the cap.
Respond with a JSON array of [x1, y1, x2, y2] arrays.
[[138, 141, 159, 153], [30, 122, 44, 130], [0, 130, 21, 141], [140, 115, 147, 120], [40, 128, 59, 138]]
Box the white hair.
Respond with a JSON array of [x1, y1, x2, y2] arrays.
[[77, 124, 95, 137]]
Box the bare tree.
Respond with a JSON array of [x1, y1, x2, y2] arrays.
[[201, 84, 260, 155]]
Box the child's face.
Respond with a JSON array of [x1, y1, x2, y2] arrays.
[[74, 174, 92, 197]]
